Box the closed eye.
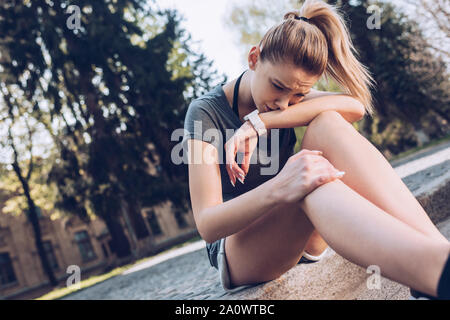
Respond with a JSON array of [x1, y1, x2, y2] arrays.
[[272, 83, 283, 91], [272, 83, 305, 97]]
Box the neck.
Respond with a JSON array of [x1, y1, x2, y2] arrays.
[[238, 69, 257, 114]]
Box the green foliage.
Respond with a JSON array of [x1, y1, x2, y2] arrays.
[[225, 0, 450, 157], [0, 1, 224, 257], [0, 155, 62, 220]]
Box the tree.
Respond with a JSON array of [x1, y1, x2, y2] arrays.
[[0, 102, 58, 286], [404, 0, 449, 60], [0, 1, 224, 259], [331, 0, 449, 149], [224, 0, 450, 156]]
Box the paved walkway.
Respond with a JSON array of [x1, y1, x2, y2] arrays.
[[62, 141, 450, 300]]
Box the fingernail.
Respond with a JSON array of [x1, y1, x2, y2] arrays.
[[238, 172, 245, 180], [230, 179, 235, 187], [313, 150, 323, 155], [237, 177, 245, 184], [335, 171, 346, 177]]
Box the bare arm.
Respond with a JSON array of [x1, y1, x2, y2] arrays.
[[259, 88, 365, 128], [187, 139, 279, 243]]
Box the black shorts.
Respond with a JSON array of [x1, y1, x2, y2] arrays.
[[206, 239, 221, 269], [206, 237, 255, 293]]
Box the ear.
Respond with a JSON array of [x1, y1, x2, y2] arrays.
[[248, 46, 260, 71]]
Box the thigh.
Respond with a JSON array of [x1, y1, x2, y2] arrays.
[[225, 200, 315, 287]]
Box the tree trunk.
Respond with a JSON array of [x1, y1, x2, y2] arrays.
[[12, 163, 58, 287]]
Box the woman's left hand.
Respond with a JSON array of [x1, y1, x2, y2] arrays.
[[225, 120, 259, 186]]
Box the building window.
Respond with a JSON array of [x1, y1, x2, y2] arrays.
[[107, 239, 115, 255], [147, 210, 162, 236], [42, 241, 59, 271], [174, 210, 188, 229], [74, 231, 97, 262], [0, 252, 17, 286], [101, 243, 109, 258]]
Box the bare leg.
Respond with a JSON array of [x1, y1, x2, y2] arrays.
[[226, 201, 316, 286], [301, 110, 448, 244], [303, 229, 328, 256], [226, 168, 450, 297], [300, 179, 450, 297], [226, 110, 449, 296]]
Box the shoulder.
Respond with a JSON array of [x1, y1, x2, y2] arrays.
[[185, 97, 216, 122], [185, 86, 225, 121]]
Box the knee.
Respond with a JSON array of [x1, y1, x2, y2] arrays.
[[301, 111, 348, 148], [309, 110, 346, 129]]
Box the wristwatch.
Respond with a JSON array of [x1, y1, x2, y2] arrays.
[[243, 109, 267, 137]]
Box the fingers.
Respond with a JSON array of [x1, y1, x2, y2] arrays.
[[291, 149, 323, 161], [226, 136, 253, 187], [298, 154, 345, 186], [225, 139, 237, 187], [225, 136, 247, 186], [225, 162, 236, 187], [241, 153, 250, 177], [314, 163, 346, 186], [238, 137, 252, 179], [232, 161, 246, 184]]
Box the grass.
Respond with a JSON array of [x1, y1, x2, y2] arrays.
[[35, 235, 203, 300], [36, 264, 132, 300]]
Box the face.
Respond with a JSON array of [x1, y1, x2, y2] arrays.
[[248, 46, 320, 112]]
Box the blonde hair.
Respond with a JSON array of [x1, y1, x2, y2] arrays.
[[258, 0, 376, 117]]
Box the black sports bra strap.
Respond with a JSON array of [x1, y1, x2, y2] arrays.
[[232, 70, 247, 118]]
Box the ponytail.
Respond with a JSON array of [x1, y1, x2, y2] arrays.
[[259, 0, 376, 116]]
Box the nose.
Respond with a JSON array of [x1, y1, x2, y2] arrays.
[[274, 96, 290, 111]]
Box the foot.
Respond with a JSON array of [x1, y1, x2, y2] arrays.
[[303, 246, 328, 257], [297, 248, 329, 264]]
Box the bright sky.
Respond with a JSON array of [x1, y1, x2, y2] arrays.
[[155, 0, 246, 79]]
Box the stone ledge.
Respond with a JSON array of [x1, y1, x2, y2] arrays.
[[220, 248, 411, 300], [218, 149, 450, 300]]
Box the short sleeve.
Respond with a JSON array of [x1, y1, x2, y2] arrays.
[[182, 99, 223, 152], [290, 128, 298, 148]]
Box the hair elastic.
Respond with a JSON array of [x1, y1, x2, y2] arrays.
[[294, 16, 310, 22]]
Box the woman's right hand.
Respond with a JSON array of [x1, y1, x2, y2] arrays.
[[271, 149, 345, 205]]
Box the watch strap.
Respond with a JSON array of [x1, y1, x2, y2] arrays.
[[243, 109, 267, 136]]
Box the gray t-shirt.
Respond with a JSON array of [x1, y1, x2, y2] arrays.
[[182, 84, 297, 267]]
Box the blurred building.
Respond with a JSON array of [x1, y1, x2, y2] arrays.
[[0, 198, 198, 300]]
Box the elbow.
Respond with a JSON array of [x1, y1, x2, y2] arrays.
[[347, 98, 365, 123], [199, 230, 219, 245], [198, 227, 214, 244], [353, 98, 366, 120], [196, 209, 216, 244], [199, 227, 220, 244], [352, 109, 365, 123], [196, 220, 211, 243]]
